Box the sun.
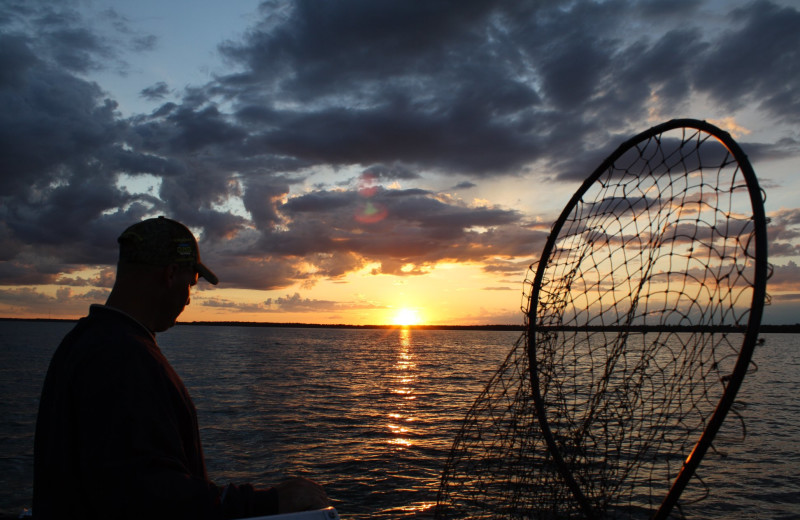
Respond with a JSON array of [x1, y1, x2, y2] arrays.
[[392, 308, 423, 327]]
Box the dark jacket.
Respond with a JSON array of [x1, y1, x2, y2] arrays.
[[33, 305, 277, 519]]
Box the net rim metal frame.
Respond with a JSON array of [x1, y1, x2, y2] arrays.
[[525, 118, 769, 519]]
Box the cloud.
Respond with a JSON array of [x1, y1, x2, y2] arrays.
[[694, 1, 800, 124], [768, 261, 800, 292], [451, 182, 476, 190], [199, 292, 382, 315], [1, 0, 155, 74], [140, 82, 171, 101], [0, 286, 110, 317], [767, 208, 800, 259], [1, 0, 800, 318], [204, 186, 543, 287], [265, 292, 375, 312], [211, 0, 800, 180]]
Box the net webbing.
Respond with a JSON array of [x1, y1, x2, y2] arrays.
[[436, 123, 766, 519]]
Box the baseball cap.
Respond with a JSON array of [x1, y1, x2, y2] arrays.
[[117, 216, 219, 285]]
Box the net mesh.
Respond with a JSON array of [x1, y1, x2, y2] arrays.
[[436, 122, 767, 519]]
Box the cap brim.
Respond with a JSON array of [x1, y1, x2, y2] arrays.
[[197, 262, 219, 285]]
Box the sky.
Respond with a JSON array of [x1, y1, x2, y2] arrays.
[[1, 0, 799, 326]]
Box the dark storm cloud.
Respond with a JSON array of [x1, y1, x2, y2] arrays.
[[695, 1, 800, 123], [213, 0, 800, 179], [0, 44, 162, 269], [2, 0, 799, 304], [0, 0, 188, 287], [199, 292, 382, 315], [361, 164, 420, 182], [0, 286, 110, 316], [452, 182, 477, 190], [743, 137, 800, 163], [236, 100, 537, 174], [766, 208, 800, 259], [1, 0, 151, 74], [264, 292, 375, 313], [0, 34, 37, 87], [219, 0, 499, 97], [768, 261, 800, 292], [207, 186, 549, 284], [241, 175, 293, 230], [140, 82, 171, 101], [0, 66, 120, 195]]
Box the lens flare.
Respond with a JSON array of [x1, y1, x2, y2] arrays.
[[354, 171, 388, 224], [355, 200, 388, 223]]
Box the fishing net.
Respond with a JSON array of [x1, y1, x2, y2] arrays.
[[436, 119, 769, 519]]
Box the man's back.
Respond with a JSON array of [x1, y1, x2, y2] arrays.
[[33, 305, 220, 519]]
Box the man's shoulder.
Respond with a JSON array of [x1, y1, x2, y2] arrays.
[[55, 306, 159, 368], [87, 305, 153, 334]]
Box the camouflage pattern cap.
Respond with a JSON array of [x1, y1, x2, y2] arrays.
[[117, 216, 219, 285]]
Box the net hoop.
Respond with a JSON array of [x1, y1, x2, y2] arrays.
[[526, 118, 769, 519]]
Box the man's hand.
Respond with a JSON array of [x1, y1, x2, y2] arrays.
[[275, 477, 331, 513]]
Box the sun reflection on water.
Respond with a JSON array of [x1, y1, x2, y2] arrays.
[[378, 501, 438, 517], [387, 328, 417, 448]]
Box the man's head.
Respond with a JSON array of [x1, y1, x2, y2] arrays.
[[117, 216, 218, 285], [108, 217, 218, 332]]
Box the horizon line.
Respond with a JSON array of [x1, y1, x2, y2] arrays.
[[2, 317, 800, 332]]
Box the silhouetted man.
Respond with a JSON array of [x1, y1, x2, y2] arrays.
[[34, 216, 329, 519]]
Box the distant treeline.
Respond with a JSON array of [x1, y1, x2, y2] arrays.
[[533, 324, 800, 334], [180, 321, 525, 331], [3, 317, 799, 333]]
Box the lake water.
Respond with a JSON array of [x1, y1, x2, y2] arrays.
[[0, 321, 798, 519]]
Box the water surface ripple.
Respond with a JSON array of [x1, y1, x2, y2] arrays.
[[0, 323, 797, 518]]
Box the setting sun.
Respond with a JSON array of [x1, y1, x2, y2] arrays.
[[392, 308, 423, 326]]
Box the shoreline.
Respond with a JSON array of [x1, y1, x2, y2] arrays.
[[2, 317, 799, 333], [0, 317, 523, 331]]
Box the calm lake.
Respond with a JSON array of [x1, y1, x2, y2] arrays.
[[1, 321, 798, 518]]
